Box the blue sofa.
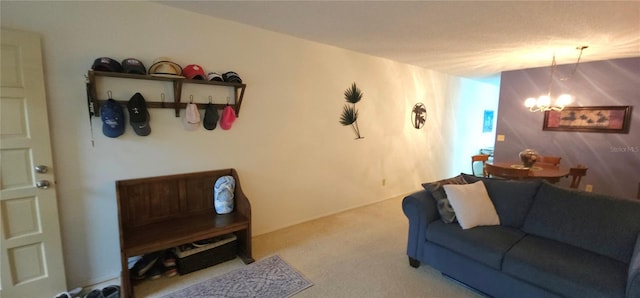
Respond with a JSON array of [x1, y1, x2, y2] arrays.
[[402, 174, 640, 298]]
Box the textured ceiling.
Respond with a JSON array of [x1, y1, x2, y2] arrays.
[[156, 1, 640, 79]]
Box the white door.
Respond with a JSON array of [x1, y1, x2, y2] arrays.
[[1, 28, 67, 298]]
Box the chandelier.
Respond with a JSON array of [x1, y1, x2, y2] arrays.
[[524, 46, 587, 112]]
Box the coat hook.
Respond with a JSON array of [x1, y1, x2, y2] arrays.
[[107, 90, 113, 99], [209, 96, 213, 104], [190, 95, 194, 104], [161, 93, 165, 108], [226, 96, 231, 105]]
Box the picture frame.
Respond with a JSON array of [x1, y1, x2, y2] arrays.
[[543, 106, 632, 133], [483, 110, 494, 133]]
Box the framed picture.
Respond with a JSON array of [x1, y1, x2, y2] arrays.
[[543, 106, 632, 133], [482, 110, 494, 133]]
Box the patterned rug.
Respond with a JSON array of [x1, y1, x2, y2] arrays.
[[162, 255, 313, 298]]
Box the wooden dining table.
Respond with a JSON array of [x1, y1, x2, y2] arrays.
[[488, 161, 570, 184]]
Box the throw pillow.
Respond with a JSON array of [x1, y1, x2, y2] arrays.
[[443, 181, 500, 229], [421, 175, 468, 223], [461, 173, 541, 228]]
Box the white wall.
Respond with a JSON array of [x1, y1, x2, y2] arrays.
[[450, 78, 500, 175], [1, 1, 464, 288]]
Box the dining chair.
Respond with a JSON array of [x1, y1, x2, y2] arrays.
[[485, 163, 530, 180], [538, 155, 562, 166], [568, 165, 588, 189], [471, 154, 490, 177]]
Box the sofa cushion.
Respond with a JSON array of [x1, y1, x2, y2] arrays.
[[422, 175, 468, 223], [522, 182, 640, 263], [443, 181, 500, 229], [503, 235, 627, 298], [628, 233, 640, 297], [426, 220, 525, 270], [462, 174, 541, 228]]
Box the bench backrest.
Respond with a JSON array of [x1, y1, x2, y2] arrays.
[[116, 168, 237, 230]]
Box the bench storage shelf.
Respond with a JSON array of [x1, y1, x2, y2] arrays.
[[116, 169, 253, 298]]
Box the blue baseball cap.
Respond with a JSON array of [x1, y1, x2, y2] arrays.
[[101, 98, 125, 137]]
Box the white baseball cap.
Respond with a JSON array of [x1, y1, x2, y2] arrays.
[[182, 103, 201, 131]]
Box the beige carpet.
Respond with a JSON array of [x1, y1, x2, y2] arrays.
[[135, 195, 482, 297]]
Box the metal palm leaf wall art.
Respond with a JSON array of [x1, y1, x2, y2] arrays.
[[411, 103, 427, 129], [339, 82, 364, 139]]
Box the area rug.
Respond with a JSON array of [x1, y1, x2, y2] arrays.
[[162, 255, 313, 298]]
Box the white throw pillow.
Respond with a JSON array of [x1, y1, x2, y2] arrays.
[[443, 181, 500, 229]]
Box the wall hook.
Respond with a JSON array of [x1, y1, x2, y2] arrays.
[[209, 96, 213, 104], [161, 93, 165, 108], [226, 96, 231, 105], [190, 95, 194, 104], [107, 90, 113, 99]]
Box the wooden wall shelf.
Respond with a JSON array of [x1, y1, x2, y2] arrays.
[[87, 70, 246, 117]]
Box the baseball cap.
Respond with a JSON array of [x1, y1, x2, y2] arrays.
[[203, 103, 219, 130], [100, 98, 125, 137], [148, 57, 183, 77], [222, 71, 242, 83], [121, 58, 147, 75], [127, 93, 151, 136], [182, 103, 201, 131], [92, 57, 122, 72], [183, 64, 206, 80], [207, 72, 223, 82], [220, 106, 236, 130]]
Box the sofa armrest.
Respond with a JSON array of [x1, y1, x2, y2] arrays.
[[628, 232, 640, 298], [402, 189, 439, 262]]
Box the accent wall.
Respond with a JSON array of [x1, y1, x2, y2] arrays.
[[495, 57, 640, 198]]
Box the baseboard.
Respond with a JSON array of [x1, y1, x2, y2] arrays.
[[75, 275, 121, 294], [253, 193, 409, 237]]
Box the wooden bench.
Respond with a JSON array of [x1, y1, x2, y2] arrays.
[[116, 169, 253, 297]]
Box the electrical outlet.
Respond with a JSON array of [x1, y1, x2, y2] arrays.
[[585, 184, 593, 192]]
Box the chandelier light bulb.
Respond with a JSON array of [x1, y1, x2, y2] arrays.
[[537, 95, 550, 107], [556, 94, 572, 107], [524, 97, 537, 108]]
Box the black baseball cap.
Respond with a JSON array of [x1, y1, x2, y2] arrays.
[[121, 58, 147, 75], [127, 93, 151, 136], [222, 71, 242, 83], [203, 103, 219, 130], [92, 57, 122, 72]]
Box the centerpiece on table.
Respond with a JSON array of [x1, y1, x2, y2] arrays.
[[519, 149, 539, 168]]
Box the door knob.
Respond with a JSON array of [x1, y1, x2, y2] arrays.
[[35, 165, 48, 173], [36, 180, 50, 189]]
